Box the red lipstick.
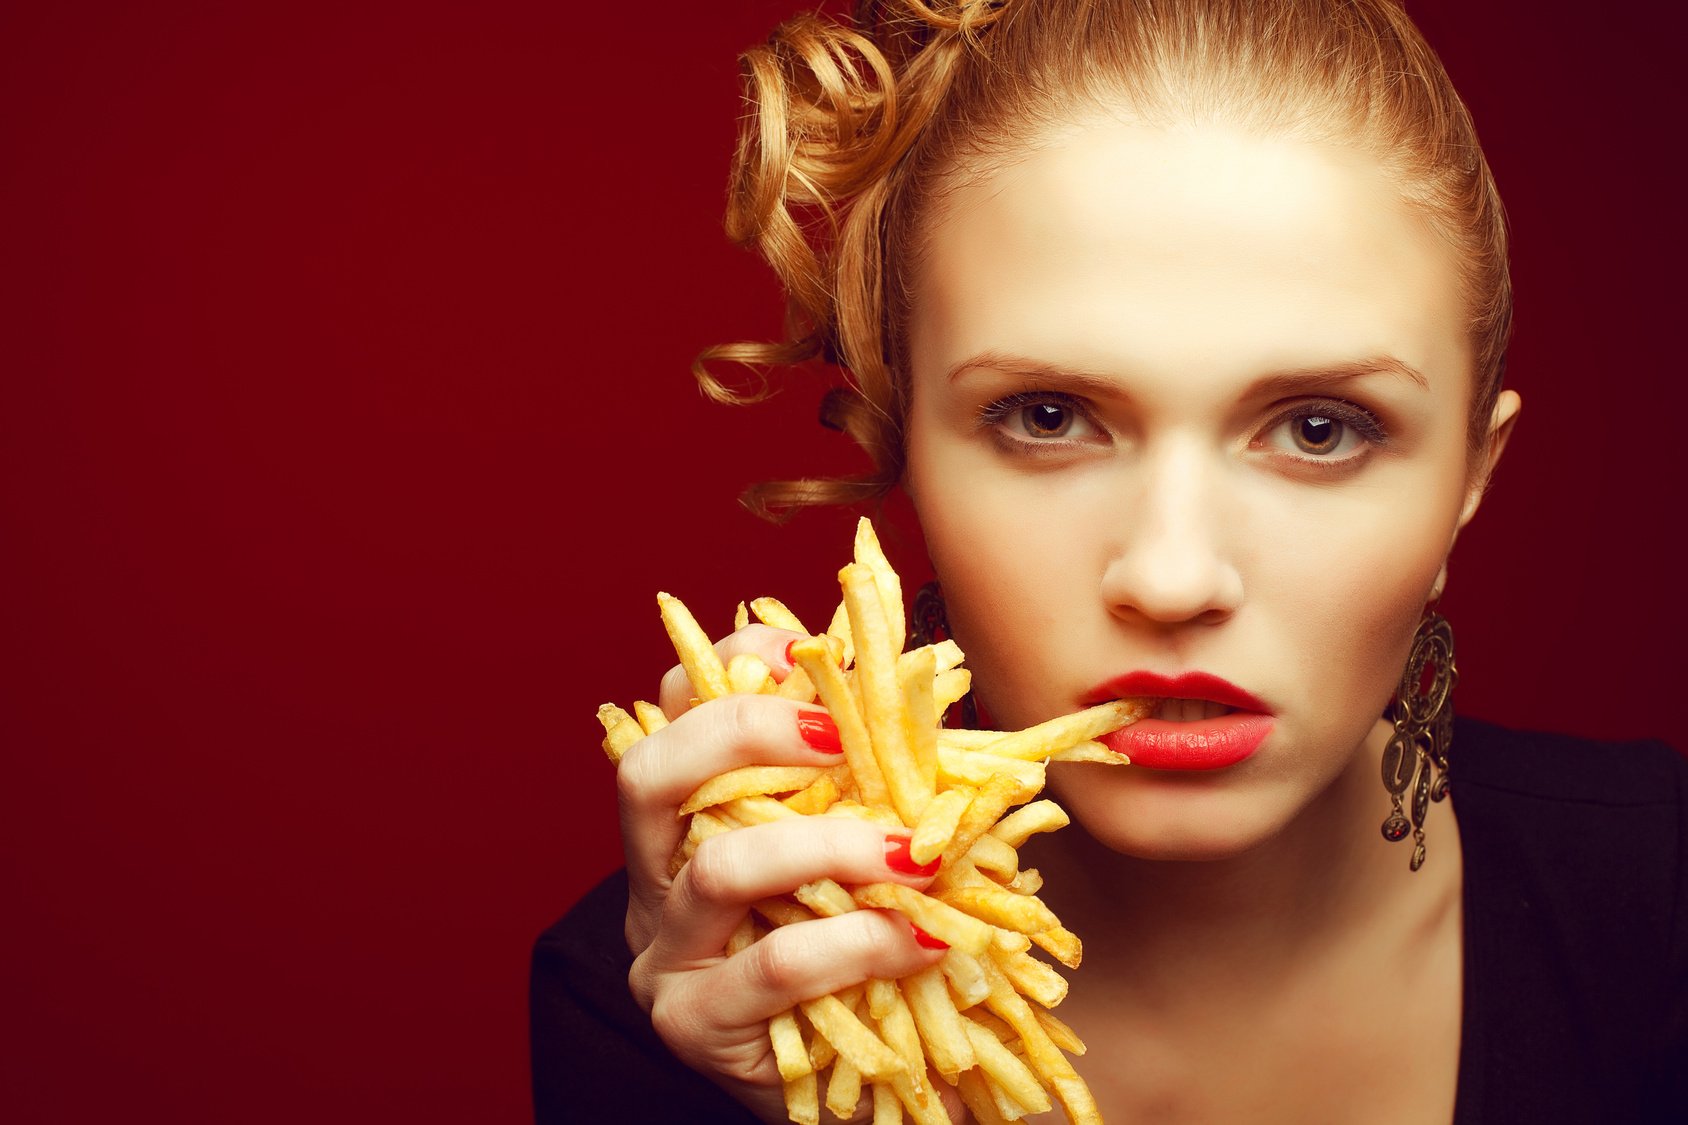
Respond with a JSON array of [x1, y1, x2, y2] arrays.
[[1083, 671, 1274, 771]]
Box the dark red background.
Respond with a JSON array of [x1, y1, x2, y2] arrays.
[[3, 2, 1682, 1121]]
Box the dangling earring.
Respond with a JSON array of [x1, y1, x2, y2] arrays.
[[1380, 611, 1457, 871], [910, 581, 978, 729]]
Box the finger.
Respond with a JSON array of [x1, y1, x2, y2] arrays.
[[639, 907, 943, 1032], [617, 693, 846, 893], [659, 624, 805, 718], [652, 818, 941, 964]]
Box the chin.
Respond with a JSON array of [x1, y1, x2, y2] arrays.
[[1050, 766, 1300, 862]]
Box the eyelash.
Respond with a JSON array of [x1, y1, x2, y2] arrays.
[[975, 391, 1098, 454], [975, 391, 1391, 464], [1260, 399, 1390, 467]]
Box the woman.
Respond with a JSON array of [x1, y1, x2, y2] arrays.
[[532, 1, 1687, 1120]]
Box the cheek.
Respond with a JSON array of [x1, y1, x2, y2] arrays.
[[907, 438, 1088, 724]]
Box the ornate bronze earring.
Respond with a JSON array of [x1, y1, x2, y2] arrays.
[[1380, 611, 1457, 871], [910, 581, 978, 729]]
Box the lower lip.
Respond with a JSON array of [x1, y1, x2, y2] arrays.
[[1098, 713, 1275, 770]]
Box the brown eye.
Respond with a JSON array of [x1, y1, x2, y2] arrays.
[[1293, 414, 1342, 455], [1023, 402, 1072, 437]]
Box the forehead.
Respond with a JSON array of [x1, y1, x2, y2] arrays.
[[907, 115, 1470, 388]]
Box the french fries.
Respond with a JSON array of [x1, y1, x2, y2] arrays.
[[597, 518, 1150, 1124]]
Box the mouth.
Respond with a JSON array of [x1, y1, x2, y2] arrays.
[[1084, 671, 1274, 771]]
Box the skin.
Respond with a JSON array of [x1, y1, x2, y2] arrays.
[[902, 112, 1519, 1119], [618, 111, 1519, 1122]]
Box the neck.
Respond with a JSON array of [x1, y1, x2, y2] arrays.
[[1030, 719, 1461, 994]]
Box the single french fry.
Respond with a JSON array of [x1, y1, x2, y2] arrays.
[[726, 913, 758, 955], [1033, 1006, 1087, 1055], [790, 636, 890, 809], [656, 592, 730, 702], [770, 1009, 813, 1081], [749, 596, 808, 634], [991, 928, 1032, 955], [940, 949, 991, 1009], [752, 897, 818, 929], [979, 957, 1100, 1125], [992, 947, 1068, 1009], [909, 786, 973, 867], [823, 799, 905, 829], [935, 747, 1045, 794], [870, 981, 925, 1087], [963, 834, 1020, 882], [734, 600, 750, 632], [975, 698, 1150, 761], [933, 668, 972, 711], [800, 994, 905, 1082], [726, 652, 774, 696], [783, 1071, 820, 1125], [898, 645, 940, 802], [902, 965, 975, 1078], [989, 800, 1070, 848], [596, 703, 644, 762], [900, 638, 963, 676], [1005, 868, 1043, 896], [811, 984, 864, 1071], [631, 699, 668, 735], [795, 878, 857, 918], [1051, 739, 1126, 764], [825, 1055, 863, 1118], [936, 729, 1009, 749], [783, 772, 841, 815], [853, 883, 993, 956], [853, 517, 905, 654], [955, 1068, 1017, 1125], [680, 766, 828, 816], [1031, 925, 1083, 969], [871, 1080, 902, 1124], [722, 794, 799, 825], [941, 885, 1061, 936], [825, 599, 855, 668], [939, 774, 1027, 873], [963, 1020, 1053, 1116], [774, 665, 819, 702], [843, 563, 926, 824]]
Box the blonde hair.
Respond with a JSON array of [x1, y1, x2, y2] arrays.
[[697, 0, 1511, 520]]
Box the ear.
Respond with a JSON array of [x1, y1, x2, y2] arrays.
[[1432, 389, 1523, 602], [1457, 389, 1523, 530]]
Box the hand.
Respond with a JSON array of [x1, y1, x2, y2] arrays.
[[617, 625, 961, 1122]]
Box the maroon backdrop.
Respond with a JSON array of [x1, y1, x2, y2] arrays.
[[3, 2, 1683, 1121]]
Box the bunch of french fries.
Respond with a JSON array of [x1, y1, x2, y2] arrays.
[[597, 519, 1147, 1125]]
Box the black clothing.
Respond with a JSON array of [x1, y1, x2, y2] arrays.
[[530, 718, 1688, 1123]]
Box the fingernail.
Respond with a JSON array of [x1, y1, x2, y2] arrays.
[[910, 923, 949, 950], [884, 834, 941, 876], [783, 639, 797, 667], [796, 710, 843, 754]]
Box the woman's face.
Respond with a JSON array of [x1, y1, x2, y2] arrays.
[[904, 114, 1517, 860]]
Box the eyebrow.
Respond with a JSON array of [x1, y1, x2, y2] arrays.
[[945, 350, 1430, 393]]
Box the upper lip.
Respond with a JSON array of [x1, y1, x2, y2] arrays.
[[1081, 671, 1271, 714]]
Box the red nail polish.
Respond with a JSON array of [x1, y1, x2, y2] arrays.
[[910, 923, 949, 950], [884, 834, 941, 876], [783, 639, 797, 667], [796, 710, 843, 754]]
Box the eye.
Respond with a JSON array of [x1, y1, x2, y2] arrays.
[[977, 391, 1100, 447], [1258, 400, 1387, 464]]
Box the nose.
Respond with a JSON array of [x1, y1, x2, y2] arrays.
[[1099, 441, 1243, 627]]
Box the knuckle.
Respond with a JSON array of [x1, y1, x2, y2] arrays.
[[679, 834, 740, 907], [706, 693, 767, 754], [627, 952, 659, 1013], [658, 662, 691, 707], [614, 740, 656, 805], [745, 929, 808, 995], [645, 988, 691, 1049]]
